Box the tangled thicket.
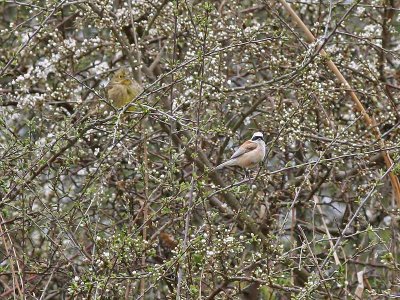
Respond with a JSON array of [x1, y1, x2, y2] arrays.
[[1, 0, 400, 299]]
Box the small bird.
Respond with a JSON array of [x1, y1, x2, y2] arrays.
[[216, 132, 266, 170], [106, 67, 142, 111]]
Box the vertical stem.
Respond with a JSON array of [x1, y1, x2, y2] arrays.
[[141, 132, 149, 297], [128, 0, 142, 83], [290, 206, 296, 285], [0, 213, 23, 299], [176, 5, 209, 299], [313, 196, 340, 265], [169, 0, 178, 186]]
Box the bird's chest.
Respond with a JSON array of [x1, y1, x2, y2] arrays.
[[108, 85, 129, 106], [237, 151, 263, 168]]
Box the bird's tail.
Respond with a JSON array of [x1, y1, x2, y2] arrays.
[[215, 160, 235, 170], [196, 159, 234, 180]]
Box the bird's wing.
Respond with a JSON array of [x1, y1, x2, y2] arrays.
[[230, 140, 257, 159], [107, 84, 128, 107], [126, 80, 143, 97]]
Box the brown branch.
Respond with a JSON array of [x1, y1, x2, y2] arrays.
[[278, 0, 400, 207], [0, 213, 23, 298]]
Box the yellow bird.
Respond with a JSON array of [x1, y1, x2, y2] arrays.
[[107, 68, 142, 111]]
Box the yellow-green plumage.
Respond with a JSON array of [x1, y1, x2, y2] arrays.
[[107, 68, 142, 111]]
